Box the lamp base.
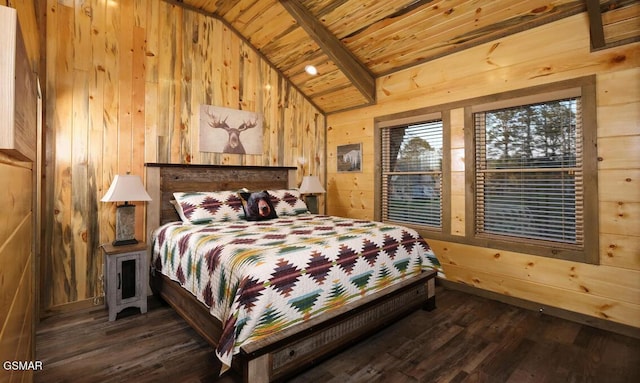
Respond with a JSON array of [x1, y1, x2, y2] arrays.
[[304, 195, 319, 214], [114, 203, 138, 246], [112, 238, 139, 246]]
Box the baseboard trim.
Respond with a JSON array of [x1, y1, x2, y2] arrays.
[[438, 278, 640, 340]]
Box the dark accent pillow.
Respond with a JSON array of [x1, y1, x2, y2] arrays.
[[239, 190, 278, 221]]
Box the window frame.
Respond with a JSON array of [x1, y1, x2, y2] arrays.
[[465, 76, 599, 264], [374, 108, 451, 238], [373, 77, 597, 264]]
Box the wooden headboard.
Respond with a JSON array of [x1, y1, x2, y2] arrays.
[[145, 163, 297, 232]]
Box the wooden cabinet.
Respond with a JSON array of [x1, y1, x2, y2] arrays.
[[0, 5, 37, 162], [102, 243, 148, 321]]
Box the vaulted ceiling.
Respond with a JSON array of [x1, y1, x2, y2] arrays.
[[172, 0, 640, 114]]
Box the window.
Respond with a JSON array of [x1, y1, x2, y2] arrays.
[[379, 116, 444, 229], [468, 77, 598, 263], [475, 98, 581, 243]]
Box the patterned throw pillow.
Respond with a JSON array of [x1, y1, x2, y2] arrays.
[[173, 191, 245, 224], [267, 189, 309, 216], [239, 191, 278, 221]]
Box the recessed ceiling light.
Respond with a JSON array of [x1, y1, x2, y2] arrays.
[[305, 65, 318, 76]]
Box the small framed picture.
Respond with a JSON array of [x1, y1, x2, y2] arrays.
[[337, 143, 362, 172]]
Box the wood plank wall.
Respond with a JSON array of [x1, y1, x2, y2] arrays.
[[0, 155, 35, 383], [0, 2, 40, 383], [42, 0, 325, 311], [326, 13, 640, 328]]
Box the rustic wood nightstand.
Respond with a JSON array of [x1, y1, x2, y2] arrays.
[[101, 242, 148, 321]]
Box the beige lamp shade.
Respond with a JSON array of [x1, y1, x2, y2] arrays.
[[101, 174, 152, 203], [101, 174, 151, 246], [299, 175, 324, 215], [298, 175, 325, 194]]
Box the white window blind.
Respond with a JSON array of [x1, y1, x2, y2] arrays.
[[474, 97, 583, 245], [381, 120, 443, 227]]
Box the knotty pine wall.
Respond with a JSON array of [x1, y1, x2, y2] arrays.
[[42, 0, 325, 310], [1, 1, 40, 382], [327, 13, 640, 329]]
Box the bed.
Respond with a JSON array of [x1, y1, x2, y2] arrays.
[[145, 163, 439, 382]]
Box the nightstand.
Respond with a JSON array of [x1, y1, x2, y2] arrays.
[[101, 242, 148, 321]]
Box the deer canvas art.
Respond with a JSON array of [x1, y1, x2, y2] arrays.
[[199, 105, 264, 155]]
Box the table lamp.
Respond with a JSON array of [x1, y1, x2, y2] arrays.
[[101, 174, 152, 246], [299, 175, 325, 214]]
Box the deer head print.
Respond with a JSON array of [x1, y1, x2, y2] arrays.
[[206, 111, 258, 154]]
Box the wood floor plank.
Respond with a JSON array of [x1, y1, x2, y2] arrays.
[[33, 287, 640, 383]]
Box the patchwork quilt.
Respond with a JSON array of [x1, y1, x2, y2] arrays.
[[151, 214, 440, 372]]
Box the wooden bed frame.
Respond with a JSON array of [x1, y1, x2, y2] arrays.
[[145, 163, 437, 383]]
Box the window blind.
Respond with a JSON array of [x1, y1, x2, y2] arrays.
[[381, 120, 443, 227], [474, 97, 583, 245]]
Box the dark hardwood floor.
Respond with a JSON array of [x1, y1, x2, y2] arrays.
[[35, 286, 640, 383]]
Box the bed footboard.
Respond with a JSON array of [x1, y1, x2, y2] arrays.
[[241, 269, 437, 382], [151, 269, 437, 383]]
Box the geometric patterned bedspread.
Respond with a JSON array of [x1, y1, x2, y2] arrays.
[[151, 214, 440, 373]]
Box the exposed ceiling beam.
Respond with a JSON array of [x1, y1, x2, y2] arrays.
[[585, 0, 606, 50], [279, 0, 376, 105]]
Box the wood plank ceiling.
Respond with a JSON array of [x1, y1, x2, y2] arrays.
[[173, 0, 639, 114]]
